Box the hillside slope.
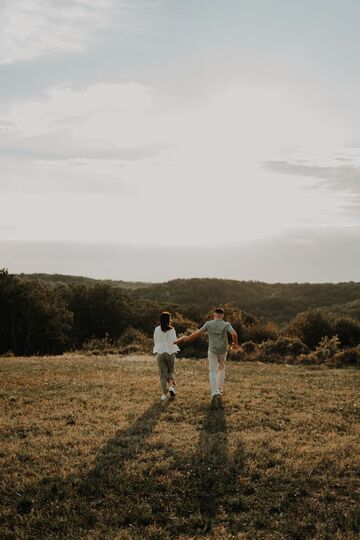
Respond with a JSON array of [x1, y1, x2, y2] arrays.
[[18, 273, 152, 290], [131, 278, 360, 322], [16, 274, 360, 322]]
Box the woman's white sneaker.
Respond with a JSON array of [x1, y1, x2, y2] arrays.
[[160, 394, 167, 401]]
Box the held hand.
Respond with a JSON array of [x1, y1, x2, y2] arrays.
[[232, 344, 238, 352]]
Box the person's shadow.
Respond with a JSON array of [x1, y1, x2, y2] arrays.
[[14, 399, 245, 537], [170, 399, 245, 532], [14, 402, 170, 534]]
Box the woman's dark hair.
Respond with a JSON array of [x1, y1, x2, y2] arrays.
[[160, 311, 172, 332]]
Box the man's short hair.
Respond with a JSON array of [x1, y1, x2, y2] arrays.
[[215, 307, 224, 314]]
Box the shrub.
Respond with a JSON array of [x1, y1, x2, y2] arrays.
[[171, 312, 198, 334], [83, 334, 113, 352], [333, 317, 360, 347], [178, 336, 208, 359], [82, 328, 152, 355], [243, 321, 278, 343], [307, 335, 341, 364], [330, 346, 360, 368], [117, 327, 152, 353], [287, 309, 334, 349], [228, 349, 243, 362], [119, 344, 145, 355], [260, 337, 310, 358], [242, 341, 258, 354]]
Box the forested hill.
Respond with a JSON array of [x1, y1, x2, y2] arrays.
[[18, 273, 152, 290], [17, 274, 360, 322], [131, 278, 360, 322]]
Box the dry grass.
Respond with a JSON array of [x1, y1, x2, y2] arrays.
[[1, 354, 359, 539]]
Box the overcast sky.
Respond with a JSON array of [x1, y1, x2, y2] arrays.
[[1, 0, 360, 282]]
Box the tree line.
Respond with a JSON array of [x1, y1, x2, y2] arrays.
[[1, 269, 360, 358]]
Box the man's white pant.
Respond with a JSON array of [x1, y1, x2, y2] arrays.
[[208, 351, 227, 397]]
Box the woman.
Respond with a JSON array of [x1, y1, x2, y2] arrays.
[[153, 312, 180, 401]]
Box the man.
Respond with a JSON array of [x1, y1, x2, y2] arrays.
[[175, 307, 238, 400]]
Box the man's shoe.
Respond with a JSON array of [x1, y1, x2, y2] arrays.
[[160, 394, 167, 401], [169, 386, 176, 397]]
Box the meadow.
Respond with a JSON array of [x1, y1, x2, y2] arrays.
[[1, 355, 359, 539]]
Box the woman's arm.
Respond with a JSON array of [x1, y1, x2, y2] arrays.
[[153, 327, 160, 346]]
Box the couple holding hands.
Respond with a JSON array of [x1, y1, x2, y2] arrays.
[[153, 308, 238, 402]]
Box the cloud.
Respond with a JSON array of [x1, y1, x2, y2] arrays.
[[0, 131, 167, 162], [262, 159, 360, 219], [0, 81, 171, 165], [262, 160, 360, 194], [0, 0, 119, 65], [2, 82, 153, 134], [2, 226, 360, 282], [0, 151, 136, 194]]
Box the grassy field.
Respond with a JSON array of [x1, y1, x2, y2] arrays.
[[1, 355, 359, 540]]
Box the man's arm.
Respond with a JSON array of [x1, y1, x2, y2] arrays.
[[174, 328, 205, 345], [230, 330, 238, 351], [227, 323, 238, 351]]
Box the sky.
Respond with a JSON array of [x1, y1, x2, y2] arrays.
[[1, 0, 360, 282]]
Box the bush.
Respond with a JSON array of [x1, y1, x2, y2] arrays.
[[228, 341, 258, 362], [242, 341, 258, 354], [333, 317, 360, 347], [307, 335, 341, 364], [171, 312, 198, 334], [178, 336, 208, 359], [287, 309, 334, 349], [83, 334, 113, 352], [243, 321, 278, 343], [117, 327, 152, 353], [119, 344, 145, 355], [260, 337, 310, 358], [329, 346, 360, 367]]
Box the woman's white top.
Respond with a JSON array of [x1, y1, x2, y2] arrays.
[[153, 326, 180, 355]]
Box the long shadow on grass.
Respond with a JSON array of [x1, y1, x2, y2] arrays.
[[14, 401, 170, 536], [170, 398, 245, 533], [14, 399, 245, 537], [80, 401, 170, 498]]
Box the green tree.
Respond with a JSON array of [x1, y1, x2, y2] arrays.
[[66, 284, 130, 346], [0, 269, 72, 355]]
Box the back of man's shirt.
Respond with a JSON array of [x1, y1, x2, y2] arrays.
[[200, 319, 235, 354]]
